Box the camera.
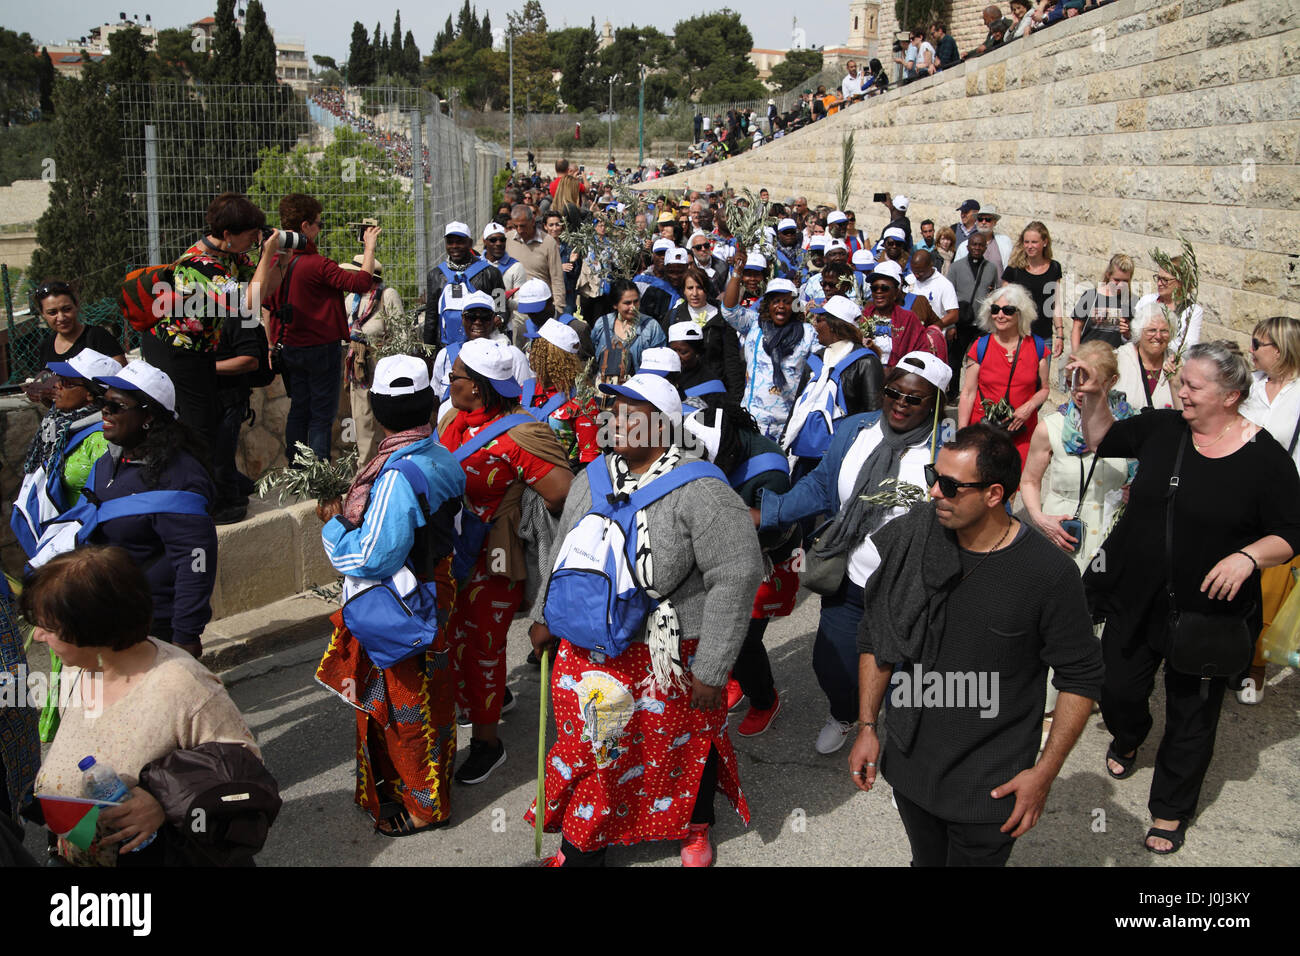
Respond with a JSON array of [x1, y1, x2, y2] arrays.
[[347, 218, 379, 243], [873, 192, 889, 204], [261, 226, 310, 251]]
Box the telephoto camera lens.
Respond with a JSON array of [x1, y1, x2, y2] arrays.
[[277, 230, 310, 251]]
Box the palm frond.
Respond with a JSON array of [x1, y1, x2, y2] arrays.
[[838, 132, 855, 211]]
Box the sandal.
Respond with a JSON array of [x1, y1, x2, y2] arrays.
[[1144, 820, 1188, 855], [1105, 743, 1137, 780], [375, 809, 444, 839]]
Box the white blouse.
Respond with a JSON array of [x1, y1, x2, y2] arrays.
[[1241, 371, 1300, 473]]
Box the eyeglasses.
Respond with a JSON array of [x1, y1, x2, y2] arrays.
[[976, 216, 996, 223], [447, 373, 475, 384], [463, 311, 496, 324], [95, 398, 143, 416], [55, 376, 88, 389], [882, 385, 927, 407], [989, 304, 1019, 315], [924, 464, 993, 498], [35, 281, 74, 298], [1153, 274, 1174, 284], [1252, 338, 1277, 350], [691, 244, 711, 251], [870, 283, 895, 293]]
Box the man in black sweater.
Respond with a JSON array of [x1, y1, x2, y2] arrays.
[[849, 425, 1103, 866]]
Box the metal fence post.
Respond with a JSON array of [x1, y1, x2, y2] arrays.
[[410, 110, 427, 287], [144, 124, 161, 265]]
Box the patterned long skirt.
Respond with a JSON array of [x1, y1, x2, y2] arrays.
[[316, 560, 457, 825], [525, 637, 750, 853]]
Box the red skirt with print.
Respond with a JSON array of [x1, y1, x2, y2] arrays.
[[524, 637, 750, 853]]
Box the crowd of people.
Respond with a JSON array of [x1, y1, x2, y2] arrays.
[[3, 155, 1297, 869], [309, 88, 432, 182]]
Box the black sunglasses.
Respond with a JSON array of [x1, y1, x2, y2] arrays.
[[870, 283, 895, 293], [484, 236, 506, 243], [924, 463, 992, 498], [95, 398, 144, 416], [462, 310, 496, 324], [989, 304, 1019, 315], [1252, 338, 1276, 350], [976, 216, 997, 222], [882, 385, 927, 407]]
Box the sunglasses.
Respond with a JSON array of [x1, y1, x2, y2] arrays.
[[95, 398, 143, 416], [924, 464, 993, 498], [882, 385, 928, 407], [484, 236, 506, 243], [989, 304, 1019, 315], [870, 283, 895, 293], [1252, 338, 1276, 350], [463, 311, 496, 324], [692, 244, 711, 251], [976, 216, 997, 223]]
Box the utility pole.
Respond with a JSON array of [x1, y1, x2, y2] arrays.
[[508, 32, 514, 169], [637, 66, 646, 168], [607, 74, 614, 159]]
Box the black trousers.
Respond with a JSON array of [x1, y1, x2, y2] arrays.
[[213, 394, 251, 510], [1099, 592, 1229, 822], [947, 320, 979, 403], [139, 335, 219, 451], [893, 790, 1017, 867], [732, 618, 776, 710], [559, 747, 719, 867]]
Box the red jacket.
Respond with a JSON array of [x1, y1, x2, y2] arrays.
[[265, 243, 375, 347]]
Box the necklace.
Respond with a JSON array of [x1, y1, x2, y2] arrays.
[[1192, 418, 1235, 450], [959, 517, 1014, 583]]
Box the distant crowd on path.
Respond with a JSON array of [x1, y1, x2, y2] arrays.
[[6, 150, 1297, 868]]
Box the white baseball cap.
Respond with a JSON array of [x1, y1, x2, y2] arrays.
[[664, 247, 689, 266], [668, 321, 704, 343], [599, 371, 683, 426], [94, 361, 176, 414], [892, 195, 910, 212], [47, 348, 121, 384], [808, 235, 828, 251], [652, 238, 676, 254], [744, 252, 768, 271], [812, 295, 861, 324], [639, 347, 682, 377], [459, 289, 497, 313], [444, 221, 471, 239], [371, 354, 432, 396], [894, 350, 952, 392], [763, 278, 798, 298], [883, 226, 907, 242], [514, 278, 551, 313], [459, 338, 523, 397], [777, 218, 798, 232], [851, 249, 877, 273], [537, 318, 580, 354], [872, 260, 903, 286], [482, 222, 507, 239], [825, 238, 849, 254], [827, 210, 848, 225]]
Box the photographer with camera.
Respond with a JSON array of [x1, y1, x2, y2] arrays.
[[263, 194, 381, 465]]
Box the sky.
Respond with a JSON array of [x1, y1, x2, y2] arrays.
[[10, 1, 852, 65]]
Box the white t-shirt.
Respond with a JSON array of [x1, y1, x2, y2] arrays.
[[841, 72, 865, 99], [1241, 371, 1300, 473], [837, 423, 934, 586], [907, 271, 959, 317], [916, 41, 935, 73]]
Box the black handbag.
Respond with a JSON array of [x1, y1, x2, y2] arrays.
[[1163, 429, 1254, 695]]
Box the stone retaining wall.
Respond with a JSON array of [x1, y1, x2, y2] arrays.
[[652, 0, 1299, 337]]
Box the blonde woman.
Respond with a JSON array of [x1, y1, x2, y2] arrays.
[[1001, 220, 1064, 354], [1070, 254, 1135, 352], [933, 226, 957, 276], [1238, 315, 1300, 703]]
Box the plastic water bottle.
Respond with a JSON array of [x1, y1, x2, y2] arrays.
[[79, 756, 155, 851]]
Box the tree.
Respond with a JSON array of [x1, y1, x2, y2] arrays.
[[480, 13, 493, 50], [556, 21, 598, 111], [240, 0, 278, 86], [670, 10, 766, 102], [402, 31, 421, 82], [155, 28, 209, 79], [347, 21, 375, 85], [37, 48, 55, 116], [434, 15, 454, 53], [390, 12, 404, 76], [594, 26, 673, 111], [457, 1, 479, 42], [897, 0, 951, 31], [211, 0, 242, 83], [313, 54, 339, 72], [506, 1, 558, 112], [0, 28, 39, 126], [767, 49, 823, 92], [29, 58, 131, 300]]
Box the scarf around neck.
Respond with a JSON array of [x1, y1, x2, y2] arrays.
[[25, 405, 99, 475], [1058, 390, 1134, 455], [760, 316, 805, 391], [342, 424, 433, 526]]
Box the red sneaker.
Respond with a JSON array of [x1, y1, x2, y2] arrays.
[[680, 823, 713, 867], [542, 848, 566, 867], [725, 679, 745, 712], [737, 691, 782, 737]]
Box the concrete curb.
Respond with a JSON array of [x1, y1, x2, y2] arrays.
[[202, 590, 337, 679]]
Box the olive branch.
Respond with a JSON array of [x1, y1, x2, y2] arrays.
[[256, 443, 358, 504]]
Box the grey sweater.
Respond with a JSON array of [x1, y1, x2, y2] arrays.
[[530, 456, 764, 687]]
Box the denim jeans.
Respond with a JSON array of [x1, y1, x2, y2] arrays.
[[281, 342, 342, 463]]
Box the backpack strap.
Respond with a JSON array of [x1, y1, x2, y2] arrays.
[[829, 348, 872, 383], [380, 455, 431, 506], [527, 391, 569, 422], [63, 422, 104, 457], [727, 452, 790, 488], [976, 334, 990, 365], [92, 489, 209, 525], [684, 379, 726, 398], [1032, 334, 1047, 360], [448, 413, 534, 463]]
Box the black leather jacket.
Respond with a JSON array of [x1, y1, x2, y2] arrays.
[[664, 301, 746, 403]]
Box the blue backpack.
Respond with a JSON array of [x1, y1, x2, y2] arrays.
[[11, 422, 103, 559], [437, 258, 494, 347], [444, 413, 536, 586], [27, 458, 210, 570], [339, 454, 449, 669], [787, 348, 874, 459], [727, 452, 789, 489], [543, 459, 726, 657]]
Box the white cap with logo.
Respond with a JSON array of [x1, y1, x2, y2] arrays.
[[668, 321, 704, 343], [94, 361, 177, 414], [514, 278, 552, 313], [459, 338, 524, 398], [371, 354, 432, 396], [638, 347, 682, 377], [444, 221, 471, 239], [537, 318, 580, 355], [46, 348, 122, 384], [598, 372, 683, 426]]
